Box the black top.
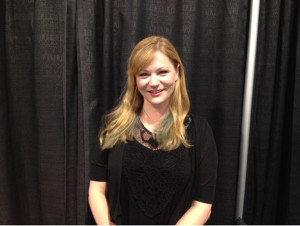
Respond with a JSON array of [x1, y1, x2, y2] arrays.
[[120, 122, 191, 224], [90, 115, 218, 225]]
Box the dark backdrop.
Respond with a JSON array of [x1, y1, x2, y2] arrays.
[[244, 0, 300, 224], [0, 0, 299, 224]]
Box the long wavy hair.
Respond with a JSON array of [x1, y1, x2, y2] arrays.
[[100, 36, 191, 151]]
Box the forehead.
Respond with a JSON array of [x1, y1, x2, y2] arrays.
[[143, 52, 174, 70]]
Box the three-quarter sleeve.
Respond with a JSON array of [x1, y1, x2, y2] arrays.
[[193, 119, 218, 204], [90, 140, 109, 181]]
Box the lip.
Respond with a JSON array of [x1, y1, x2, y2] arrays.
[[148, 89, 164, 96]]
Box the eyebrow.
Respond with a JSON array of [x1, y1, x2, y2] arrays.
[[140, 67, 170, 72]]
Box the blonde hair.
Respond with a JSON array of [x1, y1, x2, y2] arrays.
[[100, 36, 191, 151]]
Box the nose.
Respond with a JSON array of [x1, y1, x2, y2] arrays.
[[149, 73, 160, 86]]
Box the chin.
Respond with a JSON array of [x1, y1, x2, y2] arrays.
[[149, 100, 169, 107]]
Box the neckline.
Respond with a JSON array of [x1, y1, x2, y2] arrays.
[[139, 121, 153, 135]]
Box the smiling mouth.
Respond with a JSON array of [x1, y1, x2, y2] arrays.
[[149, 90, 163, 94]]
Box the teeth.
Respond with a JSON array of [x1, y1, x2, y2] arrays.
[[150, 90, 161, 94]]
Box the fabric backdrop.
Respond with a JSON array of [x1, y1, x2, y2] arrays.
[[0, 0, 299, 224], [243, 0, 300, 224]]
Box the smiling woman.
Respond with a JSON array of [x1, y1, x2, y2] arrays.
[[89, 36, 218, 225]]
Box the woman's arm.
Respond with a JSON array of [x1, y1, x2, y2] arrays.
[[88, 180, 115, 225], [176, 200, 212, 225]]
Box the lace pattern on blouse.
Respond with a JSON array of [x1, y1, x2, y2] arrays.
[[123, 115, 191, 217], [133, 114, 191, 150]]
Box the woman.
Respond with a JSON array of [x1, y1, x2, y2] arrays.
[[89, 36, 218, 225]]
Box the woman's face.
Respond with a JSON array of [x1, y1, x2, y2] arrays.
[[135, 51, 178, 110]]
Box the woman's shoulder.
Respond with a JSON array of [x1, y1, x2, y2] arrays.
[[187, 113, 216, 143], [188, 113, 218, 160], [188, 113, 211, 129]]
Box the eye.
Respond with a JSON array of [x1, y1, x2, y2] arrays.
[[138, 72, 148, 77], [158, 70, 168, 75]]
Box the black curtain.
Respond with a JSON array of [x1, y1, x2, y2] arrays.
[[244, 0, 300, 224], [1, 0, 299, 225], [0, 0, 100, 224]]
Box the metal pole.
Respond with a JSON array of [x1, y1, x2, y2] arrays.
[[235, 0, 260, 220]]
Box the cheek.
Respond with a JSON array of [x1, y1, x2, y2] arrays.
[[136, 79, 148, 91], [160, 76, 177, 87]]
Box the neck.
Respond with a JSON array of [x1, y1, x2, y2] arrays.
[[140, 104, 169, 132]]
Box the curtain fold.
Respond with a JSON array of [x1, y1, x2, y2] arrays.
[[244, 0, 300, 224], [76, 0, 103, 224], [0, 0, 88, 224], [0, 1, 17, 223], [2, 0, 67, 223]]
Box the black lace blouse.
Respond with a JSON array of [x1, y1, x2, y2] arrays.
[[90, 115, 218, 225], [120, 123, 190, 224]]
